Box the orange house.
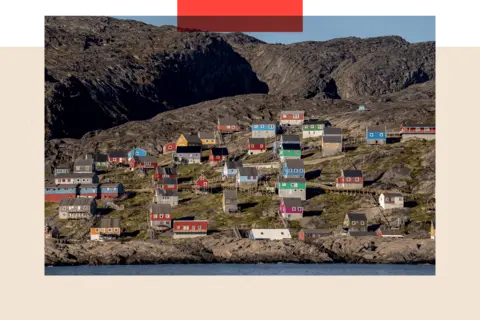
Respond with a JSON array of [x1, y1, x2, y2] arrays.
[[90, 218, 121, 241]]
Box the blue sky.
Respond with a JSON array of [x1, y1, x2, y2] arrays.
[[113, 16, 435, 44]]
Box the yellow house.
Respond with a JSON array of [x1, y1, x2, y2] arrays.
[[177, 134, 202, 147], [198, 132, 217, 146]]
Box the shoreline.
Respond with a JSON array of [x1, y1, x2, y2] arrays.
[[45, 235, 435, 267]]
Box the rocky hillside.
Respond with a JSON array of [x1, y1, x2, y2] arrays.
[[45, 16, 435, 139]]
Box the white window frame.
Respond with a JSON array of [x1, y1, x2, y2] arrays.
[[292, 207, 296, 212], [352, 221, 357, 225], [154, 214, 158, 219], [346, 177, 351, 182], [360, 221, 365, 225], [298, 207, 302, 211], [369, 133, 374, 137], [355, 177, 359, 182], [253, 125, 258, 129], [379, 133, 384, 137]]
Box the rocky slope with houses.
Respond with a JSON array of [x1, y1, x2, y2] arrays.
[[45, 234, 435, 266], [45, 16, 434, 140]]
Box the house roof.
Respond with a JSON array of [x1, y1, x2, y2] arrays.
[[176, 146, 202, 154], [323, 127, 342, 135], [56, 163, 71, 169], [278, 177, 306, 183], [252, 120, 276, 125], [249, 138, 266, 145], [74, 158, 94, 166], [59, 197, 95, 206], [182, 134, 202, 144], [151, 203, 172, 214], [300, 229, 332, 235], [403, 124, 435, 128], [99, 183, 122, 188], [342, 170, 363, 178], [89, 153, 109, 162], [223, 189, 237, 199], [55, 173, 97, 179], [382, 192, 403, 198], [132, 156, 157, 162], [93, 218, 121, 229], [156, 189, 178, 197], [250, 229, 292, 239], [282, 197, 303, 208], [284, 159, 304, 170], [108, 150, 128, 157], [198, 131, 216, 140], [211, 147, 229, 156], [281, 143, 301, 151], [349, 231, 377, 237], [281, 110, 305, 115], [218, 116, 238, 126], [238, 167, 258, 177], [45, 183, 78, 189], [367, 125, 387, 132], [281, 135, 300, 142], [323, 135, 343, 143], [226, 160, 243, 169], [304, 119, 330, 126], [159, 177, 178, 185], [158, 167, 177, 175], [346, 213, 367, 221]]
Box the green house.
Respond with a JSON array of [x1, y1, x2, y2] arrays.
[[279, 143, 301, 160], [302, 120, 331, 138], [278, 177, 306, 200]]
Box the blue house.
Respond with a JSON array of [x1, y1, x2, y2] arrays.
[[128, 147, 147, 160], [281, 159, 305, 178], [252, 121, 277, 138], [236, 167, 259, 188], [366, 126, 387, 145], [358, 105, 366, 111], [99, 183, 125, 198], [222, 161, 243, 179]]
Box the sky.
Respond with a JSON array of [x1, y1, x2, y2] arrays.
[[113, 16, 435, 44]]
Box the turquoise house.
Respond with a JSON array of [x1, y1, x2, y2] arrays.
[[128, 147, 147, 160]]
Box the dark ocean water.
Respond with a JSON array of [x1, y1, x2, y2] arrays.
[[45, 263, 435, 276]]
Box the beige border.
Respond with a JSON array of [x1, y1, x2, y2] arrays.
[[1, 46, 478, 318]]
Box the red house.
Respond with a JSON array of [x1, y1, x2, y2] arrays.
[[335, 170, 364, 189], [400, 124, 436, 134], [153, 167, 178, 181], [196, 174, 209, 189], [163, 142, 177, 154], [173, 220, 208, 238], [209, 147, 229, 163], [156, 177, 178, 191], [247, 138, 267, 155], [129, 156, 158, 169], [149, 203, 173, 228], [108, 150, 128, 164], [217, 116, 239, 133]]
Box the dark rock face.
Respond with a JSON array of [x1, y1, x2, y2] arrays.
[[45, 16, 435, 140]]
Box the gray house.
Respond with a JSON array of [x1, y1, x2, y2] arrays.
[[174, 146, 202, 164], [54, 173, 99, 185], [223, 189, 239, 213], [87, 153, 109, 170], [154, 189, 179, 207], [59, 197, 97, 220], [74, 158, 95, 173], [54, 163, 71, 176], [343, 213, 368, 232]]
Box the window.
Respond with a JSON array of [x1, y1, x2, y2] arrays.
[[254, 125, 258, 129], [294, 169, 298, 172], [113, 157, 117, 161], [159, 214, 163, 218], [293, 183, 298, 187], [292, 207, 296, 212], [108, 228, 112, 232], [346, 178, 351, 182], [198, 226, 202, 230], [251, 144, 254, 148], [379, 133, 384, 137], [310, 125, 315, 129], [369, 133, 374, 137], [76, 166, 80, 170], [416, 127, 421, 131], [183, 226, 188, 230], [177, 226, 180, 230], [283, 114, 287, 118], [355, 177, 359, 182], [166, 214, 170, 218], [298, 207, 302, 211], [226, 125, 230, 129], [154, 214, 158, 219], [260, 144, 263, 148], [269, 125, 274, 129], [294, 114, 299, 119], [114, 228, 118, 232], [425, 128, 430, 132], [352, 221, 357, 225], [95, 228, 99, 232], [282, 183, 286, 187], [203, 182, 207, 186], [360, 221, 365, 225]]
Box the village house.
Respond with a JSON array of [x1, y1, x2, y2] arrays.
[[322, 135, 343, 156], [298, 229, 332, 241], [343, 213, 368, 232], [149, 203, 173, 228], [78, 184, 99, 198], [99, 183, 125, 199], [153, 167, 178, 181], [277, 177, 307, 200], [108, 150, 128, 165], [358, 105, 366, 111], [44, 225, 60, 239], [74, 157, 95, 173], [177, 134, 203, 147], [59, 197, 97, 220], [279, 110, 305, 126], [90, 218, 121, 241], [323, 127, 343, 137], [174, 146, 202, 164], [154, 188, 179, 207], [401, 124, 436, 141], [223, 189, 238, 213], [196, 174, 210, 190], [156, 177, 178, 191], [247, 138, 267, 155], [376, 227, 404, 238], [218, 116, 240, 133], [54, 163, 71, 176], [87, 153, 109, 170], [366, 125, 387, 145], [236, 167, 259, 188], [173, 220, 208, 239], [127, 147, 148, 160], [279, 143, 302, 161], [198, 131, 217, 146], [222, 160, 243, 179], [129, 156, 158, 169], [54, 172, 99, 185], [251, 120, 277, 138], [249, 229, 292, 240], [163, 142, 177, 154], [209, 147, 229, 163], [336, 170, 364, 189], [44, 184, 78, 202], [279, 197, 303, 221], [379, 192, 404, 210], [281, 159, 305, 178], [280, 134, 301, 145], [302, 120, 331, 138]]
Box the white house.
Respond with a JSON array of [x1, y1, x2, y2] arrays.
[[379, 193, 404, 210], [249, 229, 291, 240]]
